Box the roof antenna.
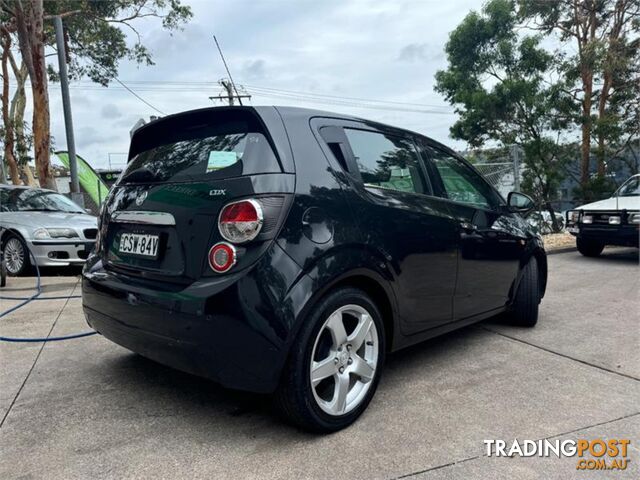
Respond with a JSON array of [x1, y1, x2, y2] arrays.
[[214, 35, 244, 106]]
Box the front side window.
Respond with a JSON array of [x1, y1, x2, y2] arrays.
[[344, 128, 426, 194], [425, 146, 497, 209]]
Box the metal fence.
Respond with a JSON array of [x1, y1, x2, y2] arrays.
[[472, 151, 566, 234], [474, 162, 521, 199], [466, 145, 522, 198]]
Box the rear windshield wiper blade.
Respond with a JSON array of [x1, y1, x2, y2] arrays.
[[121, 166, 159, 183]]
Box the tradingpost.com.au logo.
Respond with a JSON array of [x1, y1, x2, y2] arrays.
[[484, 439, 631, 471]]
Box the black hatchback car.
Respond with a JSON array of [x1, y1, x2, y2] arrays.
[[82, 106, 547, 432]]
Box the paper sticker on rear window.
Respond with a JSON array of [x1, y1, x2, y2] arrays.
[[207, 151, 238, 172]]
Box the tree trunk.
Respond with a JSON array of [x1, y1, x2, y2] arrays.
[[575, 0, 598, 193], [20, 164, 36, 185], [595, 74, 609, 178], [32, 83, 55, 189], [14, 0, 56, 190], [545, 201, 561, 233], [595, 0, 626, 179], [1, 31, 22, 185], [580, 88, 592, 188], [13, 69, 37, 187]]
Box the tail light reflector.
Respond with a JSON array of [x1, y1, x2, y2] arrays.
[[219, 199, 263, 243], [208, 242, 237, 273]]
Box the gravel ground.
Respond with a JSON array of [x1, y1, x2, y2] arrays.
[[543, 232, 575, 251]]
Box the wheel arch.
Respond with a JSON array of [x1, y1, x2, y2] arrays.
[[288, 266, 398, 354], [0, 227, 28, 246], [325, 273, 395, 351], [0, 227, 32, 274], [532, 248, 548, 298], [511, 245, 547, 303]]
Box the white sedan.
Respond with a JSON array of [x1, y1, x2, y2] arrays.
[[0, 185, 98, 275]]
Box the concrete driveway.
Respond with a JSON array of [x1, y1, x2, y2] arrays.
[[1, 248, 638, 479]]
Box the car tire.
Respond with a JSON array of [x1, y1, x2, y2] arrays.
[[275, 287, 386, 432], [507, 258, 539, 327], [576, 237, 605, 257], [3, 233, 30, 276]]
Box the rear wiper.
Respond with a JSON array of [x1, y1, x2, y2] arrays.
[[121, 166, 159, 183]]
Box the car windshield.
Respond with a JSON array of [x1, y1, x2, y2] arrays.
[[0, 189, 85, 213], [614, 176, 640, 197]]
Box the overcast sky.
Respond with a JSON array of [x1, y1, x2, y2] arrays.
[[44, 0, 482, 170]]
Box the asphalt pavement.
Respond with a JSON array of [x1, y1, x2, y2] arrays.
[[0, 248, 638, 479]]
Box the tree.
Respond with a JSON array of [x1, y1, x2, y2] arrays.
[[519, 0, 640, 192], [0, 21, 35, 186], [0, 0, 192, 188], [10, 0, 53, 188], [435, 0, 570, 231], [1, 22, 22, 185]]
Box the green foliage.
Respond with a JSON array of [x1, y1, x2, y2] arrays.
[[518, 0, 640, 187], [44, 0, 193, 85], [572, 176, 617, 203], [435, 0, 569, 214]]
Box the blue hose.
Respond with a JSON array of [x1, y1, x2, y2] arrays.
[[0, 331, 96, 342], [0, 230, 97, 342]]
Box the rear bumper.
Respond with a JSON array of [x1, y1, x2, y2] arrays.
[[81, 243, 305, 393], [569, 225, 639, 247]]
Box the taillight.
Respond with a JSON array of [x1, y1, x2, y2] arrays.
[[218, 199, 263, 243], [208, 242, 237, 273]]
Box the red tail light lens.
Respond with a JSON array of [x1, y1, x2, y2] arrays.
[[219, 199, 263, 243], [208, 242, 237, 273]]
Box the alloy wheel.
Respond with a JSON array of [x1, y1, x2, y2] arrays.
[[310, 304, 379, 416], [4, 238, 25, 275]]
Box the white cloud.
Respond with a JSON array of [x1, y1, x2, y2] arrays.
[[101, 103, 122, 119]]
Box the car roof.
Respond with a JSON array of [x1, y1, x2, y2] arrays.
[[134, 105, 452, 153]]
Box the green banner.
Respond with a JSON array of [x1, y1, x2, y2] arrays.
[[54, 151, 110, 205]]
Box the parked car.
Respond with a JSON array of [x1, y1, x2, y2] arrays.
[[82, 106, 547, 432], [0, 185, 98, 275], [566, 174, 640, 256], [526, 210, 566, 235]]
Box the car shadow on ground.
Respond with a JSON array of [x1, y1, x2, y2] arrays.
[[95, 323, 486, 433], [593, 247, 638, 263]]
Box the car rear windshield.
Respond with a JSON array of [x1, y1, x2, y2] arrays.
[[120, 109, 281, 184]]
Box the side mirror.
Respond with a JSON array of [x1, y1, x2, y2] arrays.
[[507, 191, 534, 213]]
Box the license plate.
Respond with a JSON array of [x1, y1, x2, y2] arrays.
[[118, 233, 160, 258]]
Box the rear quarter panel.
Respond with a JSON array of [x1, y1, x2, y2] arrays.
[[274, 110, 401, 350]]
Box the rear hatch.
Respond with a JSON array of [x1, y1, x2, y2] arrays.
[[100, 107, 294, 283]]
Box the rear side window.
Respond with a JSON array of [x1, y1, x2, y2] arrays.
[[344, 128, 426, 194], [122, 111, 280, 184]]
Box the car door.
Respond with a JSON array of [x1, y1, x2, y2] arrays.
[[319, 121, 459, 335], [420, 141, 526, 319]]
